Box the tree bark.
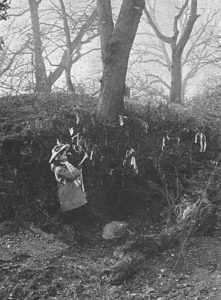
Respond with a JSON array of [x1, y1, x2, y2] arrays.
[[97, 0, 145, 123], [28, 0, 50, 93], [59, 0, 75, 93], [170, 48, 182, 103], [65, 65, 76, 93]]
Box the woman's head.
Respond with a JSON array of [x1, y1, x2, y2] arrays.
[[49, 144, 70, 164], [57, 149, 68, 162]]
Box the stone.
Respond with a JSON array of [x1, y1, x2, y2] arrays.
[[102, 221, 128, 240]]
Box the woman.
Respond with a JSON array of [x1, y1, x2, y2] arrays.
[[49, 143, 87, 214]]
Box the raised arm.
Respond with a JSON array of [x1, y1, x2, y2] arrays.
[[55, 166, 81, 181]]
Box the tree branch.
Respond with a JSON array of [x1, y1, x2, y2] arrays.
[[177, 0, 200, 52], [137, 59, 169, 68], [146, 74, 170, 90], [173, 0, 189, 37], [0, 40, 30, 76], [8, 9, 29, 17], [59, 0, 72, 51], [159, 39, 172, 69], [48, 9, 97, 85], [72, 47, 100, 64], [182, 14, 217, 67], [144, 5, 172, 44]]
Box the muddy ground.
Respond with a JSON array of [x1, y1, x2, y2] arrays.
[[0, 214, 221, 300]]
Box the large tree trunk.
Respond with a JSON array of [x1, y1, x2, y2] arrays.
[[97, 0, 144, 123], [65, 65, 76, 93], [170, 49, 182, 104], [98, 44, 130, 123], [28, 0, 50, 93], [59, 0, 75, 94]]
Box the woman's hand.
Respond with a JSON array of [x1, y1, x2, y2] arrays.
[[57, 166, 81, 181]]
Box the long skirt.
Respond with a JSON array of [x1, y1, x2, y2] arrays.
[[58, 181, 87, 212]]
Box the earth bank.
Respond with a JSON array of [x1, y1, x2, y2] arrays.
[[0, 92, 221, 299]]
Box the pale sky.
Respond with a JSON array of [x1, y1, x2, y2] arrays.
[[1, 0, 221, 97], [71, 0, 221, 96]]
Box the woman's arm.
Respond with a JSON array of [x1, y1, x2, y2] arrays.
[[56, 166, 81, 181]]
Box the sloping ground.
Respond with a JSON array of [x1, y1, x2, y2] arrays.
[[0, 220, 221, 300]]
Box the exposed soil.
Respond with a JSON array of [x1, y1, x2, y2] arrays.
[[0, 215, 221, 300]]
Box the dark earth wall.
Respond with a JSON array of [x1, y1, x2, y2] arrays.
[[0, 93, 220, 225]]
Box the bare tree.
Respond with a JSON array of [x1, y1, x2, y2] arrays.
[[144, 0, 199, 104], [97, 0, 145, 123], [0, 52, 34, 95], [28, 0, 50, 92], [131, 1, 220, 102], [7, 0, 98, 94], [181, 11, 220, 101], [47, 0, 98, 92], [58, 0, 75, 93], [0, 40, 30, 77], [0, 4, 37, 95]]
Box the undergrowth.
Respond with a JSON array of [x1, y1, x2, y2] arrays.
[[0, 91, 220, 227]]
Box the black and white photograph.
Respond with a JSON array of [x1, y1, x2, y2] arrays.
[[1, 0, 221, 299]]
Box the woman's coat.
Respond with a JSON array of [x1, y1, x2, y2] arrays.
[[54, 163, 87, 212]]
